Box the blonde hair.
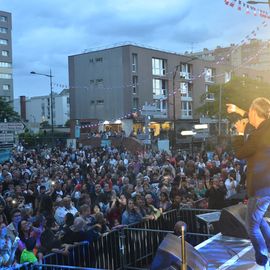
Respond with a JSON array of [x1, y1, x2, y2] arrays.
[[250, 97, 270, 119]]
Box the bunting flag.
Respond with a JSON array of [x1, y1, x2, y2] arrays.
[[50, 17, 269, 107], [52, 39, 269, 96], [225, 0, 270, 19]]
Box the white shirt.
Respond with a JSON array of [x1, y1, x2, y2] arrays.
[[225, 178, 237, 199], [54, 205, 78, 225]]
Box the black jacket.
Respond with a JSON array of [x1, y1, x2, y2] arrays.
[[233, 119, 270, 197]]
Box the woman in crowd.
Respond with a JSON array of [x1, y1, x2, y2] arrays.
[[121, 198, 143, 225], [158, 192, 172, 213]]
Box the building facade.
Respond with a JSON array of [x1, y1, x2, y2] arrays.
[[0, 11, 13, 103], [68, 44, 230, 140], [190, 39, 270, 82], [15, 89, 70, 129]]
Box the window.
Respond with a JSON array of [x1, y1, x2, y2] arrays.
[[0, 39, 8, 45], [41, 104, 45, 116], [133, 97, 139, 109], [1, 51, 8, 57], [90, 79, 95, 84], [97, 100, 104, 105], [0, 16, 7, 22], [0, 62, 11, 68], [204, 67, 215, 82], [180, 82, 192, 98], [152, 58, 167, 76], [2, 96, 10, 102], [153, 78, 167, 96], [95, 57, 103, 62], [89, 58, 94, 63], [132, 76, 138, 94], [155, 99, 167, 111], [90, 100, 95, 105], [96, 79, 103, 84], [3, 84, 10, 91], [132, 53, 137, 72], [180, 63, 192, 79], [0, 27, 7, 34], [67, 97, 70, 104], [205, 85, 215, 101], [0, 73, 12, 79], [181, 101, 192, 117]]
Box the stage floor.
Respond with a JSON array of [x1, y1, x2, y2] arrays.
[[195, 233, 263, 269]]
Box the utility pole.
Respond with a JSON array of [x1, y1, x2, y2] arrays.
[[218, 84, 222, 136], [30, 69, 54, 146], [172, 65, 180, 149]]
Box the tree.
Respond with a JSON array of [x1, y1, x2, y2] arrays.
[[65, 119, 70, 127], [0, 97, 20, 122], [197, 75, 270, 122]]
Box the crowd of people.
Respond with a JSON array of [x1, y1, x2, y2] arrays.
[[0, 143, 247, 267]]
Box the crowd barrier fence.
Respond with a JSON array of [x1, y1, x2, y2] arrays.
[[12, 207, 221, 270]]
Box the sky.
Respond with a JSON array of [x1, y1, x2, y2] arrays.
[[1, 0, 270, 98]]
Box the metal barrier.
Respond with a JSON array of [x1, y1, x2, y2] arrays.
[[121, 227, 213, 270], [32, 264, 104, 270], [178, 207, 221, 235], [42, 230, 121, 270], [11, 208, 220, 270]]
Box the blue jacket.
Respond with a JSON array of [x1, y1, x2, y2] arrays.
[[122, 210, 142, 225]]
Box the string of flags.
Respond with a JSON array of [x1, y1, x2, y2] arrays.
[[79, 105, 149, 129], [224, 0, 270, 19], [213, 20, 268, 65], [52, 16, 268, 93], [51, 15, 270, 129], [53, 39, 269, 95], [58, 39, 270, 130]]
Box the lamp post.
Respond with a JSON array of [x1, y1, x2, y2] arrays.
[[30, 69, 54, 144], [172, 65, 180, 149], [247, 0, 270, 7], [171, 57, 197, 150]]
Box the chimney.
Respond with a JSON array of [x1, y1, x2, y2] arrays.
[[20, 96, 26, 121]]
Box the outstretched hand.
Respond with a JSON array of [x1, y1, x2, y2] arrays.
[[226, 103, 237, 114]]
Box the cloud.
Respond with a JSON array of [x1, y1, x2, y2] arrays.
[[0, 0, 269, 97]]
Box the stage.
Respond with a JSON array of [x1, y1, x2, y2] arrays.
[[195, 233, 263, 269]]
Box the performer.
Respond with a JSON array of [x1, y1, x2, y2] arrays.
[[227, 98, 270, 268]]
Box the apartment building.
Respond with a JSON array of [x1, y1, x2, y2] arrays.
[[190, 39, 270, 83], [68, 44, 229, 138], [0, 11, 13, 103], [15, 89, 70, 129]]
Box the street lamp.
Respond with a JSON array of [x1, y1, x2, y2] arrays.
[[247, 0, 270, 8], [171, 57, 197, 150], [172, 64, 180, 149], [30, 69, 54, 144]]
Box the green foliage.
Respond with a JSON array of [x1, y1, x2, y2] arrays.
[[0, 97, 20, 122], [65, 119, 70, 127], [40, 120, 50, 128], [197, 76, 270, 121]]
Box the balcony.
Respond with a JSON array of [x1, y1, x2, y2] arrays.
[[152, 109, 168, 119], [141, 104, 168, 119], [153, 89, 167, 100], [180, 72, 192, 81], [205, 93, 215, 101], [205, 75, 215, 83]]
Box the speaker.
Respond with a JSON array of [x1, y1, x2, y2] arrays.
[[219, 203, 249, 239], [150, 233, 208, 270]]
